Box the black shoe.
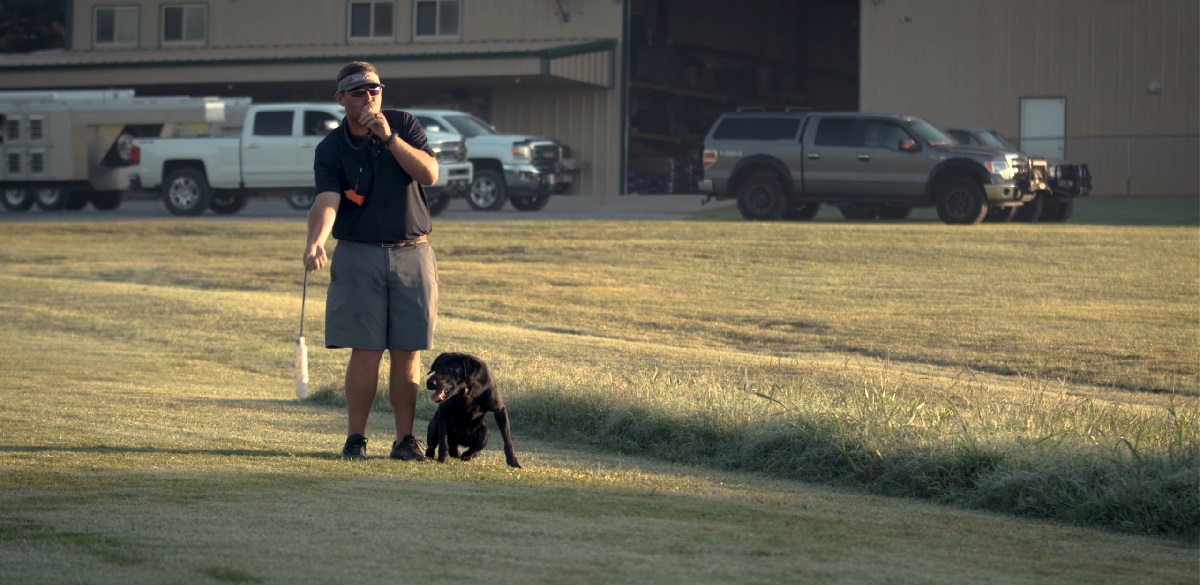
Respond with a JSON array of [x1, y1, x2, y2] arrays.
[[342, 434, 368, 460], [390, 435, 428, 462]]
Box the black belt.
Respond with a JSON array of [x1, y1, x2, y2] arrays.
[[351, 235, 428, 248]]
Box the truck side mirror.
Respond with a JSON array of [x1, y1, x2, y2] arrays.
[[899, 138, 920, 152]]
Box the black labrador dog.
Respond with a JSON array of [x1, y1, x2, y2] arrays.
[[424, 352, 521, 468]]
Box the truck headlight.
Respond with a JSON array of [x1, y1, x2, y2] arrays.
[[511, 144, 532, 161], [985, 160, 1008, 174]]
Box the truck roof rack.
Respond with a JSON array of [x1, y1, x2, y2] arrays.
[[735, 106, 766, 112]]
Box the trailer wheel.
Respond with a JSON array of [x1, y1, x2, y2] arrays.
[[210, 191, 249, 215], [64, 192, 90, 211], [1039, 197, 1074, 222], [91, 191, 123, 211], [2, 188, 35, 212], [468, 169, 507, 211], [935, 177, 988, 225], [162, 167, 212, 216], [1013, 194, 1044, 222], [509, 195, 550, 211], [983, 205, 1017, 222], [34, 188, 67, 211]]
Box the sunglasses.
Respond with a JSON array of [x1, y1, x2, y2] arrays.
[[345, 85, 382, 98]]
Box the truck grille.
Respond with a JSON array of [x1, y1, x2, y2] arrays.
[[532, 143, 560, 173], [432, 141, 466, 164]]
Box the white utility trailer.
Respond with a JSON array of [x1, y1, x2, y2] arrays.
[[0, 89, 247, 212]]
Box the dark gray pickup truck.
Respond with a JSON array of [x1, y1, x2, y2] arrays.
[[698, 109, 1039, 224]]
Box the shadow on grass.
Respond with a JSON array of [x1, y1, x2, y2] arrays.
[[505, 392, 1200, 541]]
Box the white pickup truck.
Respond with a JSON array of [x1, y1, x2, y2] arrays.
[[128, 103, 472, 215], [407, 109, 576, 211]]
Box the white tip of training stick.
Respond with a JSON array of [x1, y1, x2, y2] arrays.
[[294, 336, 309, 399]]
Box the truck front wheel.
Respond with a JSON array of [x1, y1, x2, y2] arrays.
[[468, 170, 508, 211], [162, 168, 212, 216], [736, 172, 787, 220], [935, 177, 988, 225]]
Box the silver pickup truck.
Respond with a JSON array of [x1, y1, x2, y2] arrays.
[[698, 109, 1039, 224]]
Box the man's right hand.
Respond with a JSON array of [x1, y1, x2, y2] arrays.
[[304, 244, 328, 271]]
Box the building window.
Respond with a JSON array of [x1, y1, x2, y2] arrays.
[[414, 0, 460, 39], [30, 151, 45, 175], [163, 5, 207, 44], [95, 6, 139, 47], [5, 118, 19, 141], [6, 153, 20, 174], [348, 1, 394, 40], [29, 117, 44, 141]]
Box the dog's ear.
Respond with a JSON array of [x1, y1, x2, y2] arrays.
[[463, 355, 493, 388], [428, 353, 446, 375]]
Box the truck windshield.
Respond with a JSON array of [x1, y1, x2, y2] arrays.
[[905, 119, 955, 147], [444, 114, 495, 138], [977, 130, 1019, 151]]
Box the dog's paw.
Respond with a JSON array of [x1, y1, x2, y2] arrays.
[[506, 458, 522, 469]]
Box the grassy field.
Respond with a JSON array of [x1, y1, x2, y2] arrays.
[[0, 202, 1197, 584]]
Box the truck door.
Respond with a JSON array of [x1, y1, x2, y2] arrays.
[[856, 119, 928, 198], [802, 117, 861, 196], [242, 109, 296, 187]]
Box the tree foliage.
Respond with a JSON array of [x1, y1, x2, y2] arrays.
[[0, 0, 67, 54]]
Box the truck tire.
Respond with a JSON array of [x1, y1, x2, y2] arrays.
[[210, 192, 249, 215], [878, 205, 912, 220], [2, 188, 35, 212], [510, 195, 550, 211], [838, 202, 880, 220], [285, 193, 315, 210], [782, 202, 820, 221], [468, 169, 508, 211], [935, 177, 988, 225], [427, 191, 451, 216], [34, 188, 66, 211], [1039, 197, 1074, 222], [1013, 195, 1044, 222], [736, 172, 787, 220], [162, 167, 212, 216], [91, 191, 123, 211]]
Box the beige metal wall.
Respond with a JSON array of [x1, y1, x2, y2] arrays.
[[861, 0, 1199, 195], [71, 0, 620, 49]]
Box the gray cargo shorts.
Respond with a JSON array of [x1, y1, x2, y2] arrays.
[[325, 239, 438, 351]]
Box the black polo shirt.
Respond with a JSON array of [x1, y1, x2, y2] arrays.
[[313, 110, 436, 242]]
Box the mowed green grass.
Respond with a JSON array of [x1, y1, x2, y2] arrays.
[[0, 205, 1196, 584]]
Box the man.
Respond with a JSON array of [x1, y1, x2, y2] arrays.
[[303, 61, 440, 461]]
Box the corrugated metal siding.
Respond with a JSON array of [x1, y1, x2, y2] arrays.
[[861, 0, 1199, 195], [549, 51, 613, 88], [464, 0, 622, 40], [492, 87, 622, 196]]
